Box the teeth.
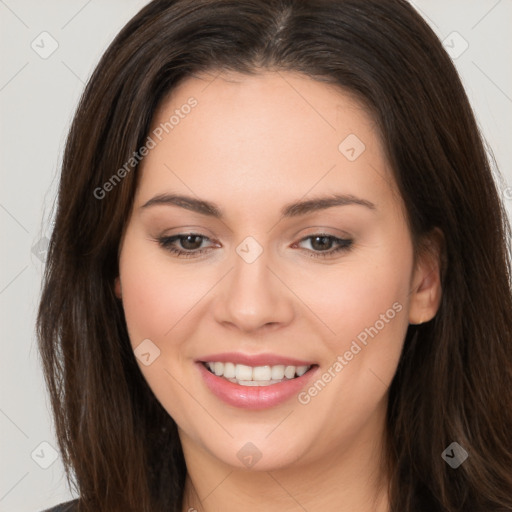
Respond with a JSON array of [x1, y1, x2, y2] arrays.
[[253, 366, 272, 380], [296, 365, 308, 377], [271, 365, 285, 380], [284, 365, 295, 379], [235, 364, 253, 381], [204, 361, 312, 384], [223, 362, 236, 379], [213, 362, 224, 376]]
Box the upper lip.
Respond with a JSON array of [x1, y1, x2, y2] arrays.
[[197, 352, 316, 367]]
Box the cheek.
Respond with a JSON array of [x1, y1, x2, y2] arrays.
[[292, 249, 411, 440], [296, 236, 412, 373], [119, 238, 212, 344]]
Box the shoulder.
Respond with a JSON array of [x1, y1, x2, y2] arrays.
[[41, 499, 79, 512]]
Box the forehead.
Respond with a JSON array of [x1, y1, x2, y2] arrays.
[[151, 70, 378, 152], [135, 70, 402, 220]]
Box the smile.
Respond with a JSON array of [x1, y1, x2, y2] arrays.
[[203, 361, 311, 386], [197, 359, 318, 410]]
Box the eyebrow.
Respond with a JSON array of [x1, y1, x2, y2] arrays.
[[140, 193, 376, 218]]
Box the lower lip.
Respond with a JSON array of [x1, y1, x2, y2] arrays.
[[196, 362, 318, 410]]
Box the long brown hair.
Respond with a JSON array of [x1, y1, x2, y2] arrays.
[[37, 0, 512, 510]]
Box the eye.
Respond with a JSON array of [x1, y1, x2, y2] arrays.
[[156, 233, 215, 258], [294, 234, 353, 258], [155, 232, 353, 259]]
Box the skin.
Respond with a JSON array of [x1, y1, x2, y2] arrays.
[[115, 70, 443, 512]]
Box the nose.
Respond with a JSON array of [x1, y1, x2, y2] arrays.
[[213, 242, 296, 334]]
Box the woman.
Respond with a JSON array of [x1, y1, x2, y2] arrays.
[[38, 0, 512, 511]]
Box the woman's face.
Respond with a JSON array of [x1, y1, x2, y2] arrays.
[[116, 71, 440, 471]]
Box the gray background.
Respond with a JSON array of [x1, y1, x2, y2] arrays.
[[1, 1, 511, 511]]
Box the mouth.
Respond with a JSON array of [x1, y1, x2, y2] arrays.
[[201, 361, 315, 386], [196, 358, 319, 410]]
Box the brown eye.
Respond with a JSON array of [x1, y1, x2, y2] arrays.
[[310, 235, 335, 251], [296, 234, 353, 258], [157, 233, 214, 258], [178, 234, 205, 250]]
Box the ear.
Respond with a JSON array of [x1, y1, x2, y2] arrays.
[[408, 228, 444, 325], [114, 276, 122, 299]]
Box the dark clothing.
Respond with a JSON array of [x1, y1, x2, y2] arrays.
[[42, 499, 79, 511]]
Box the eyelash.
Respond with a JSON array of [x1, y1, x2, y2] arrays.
[[156, 233, 353, 259]]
